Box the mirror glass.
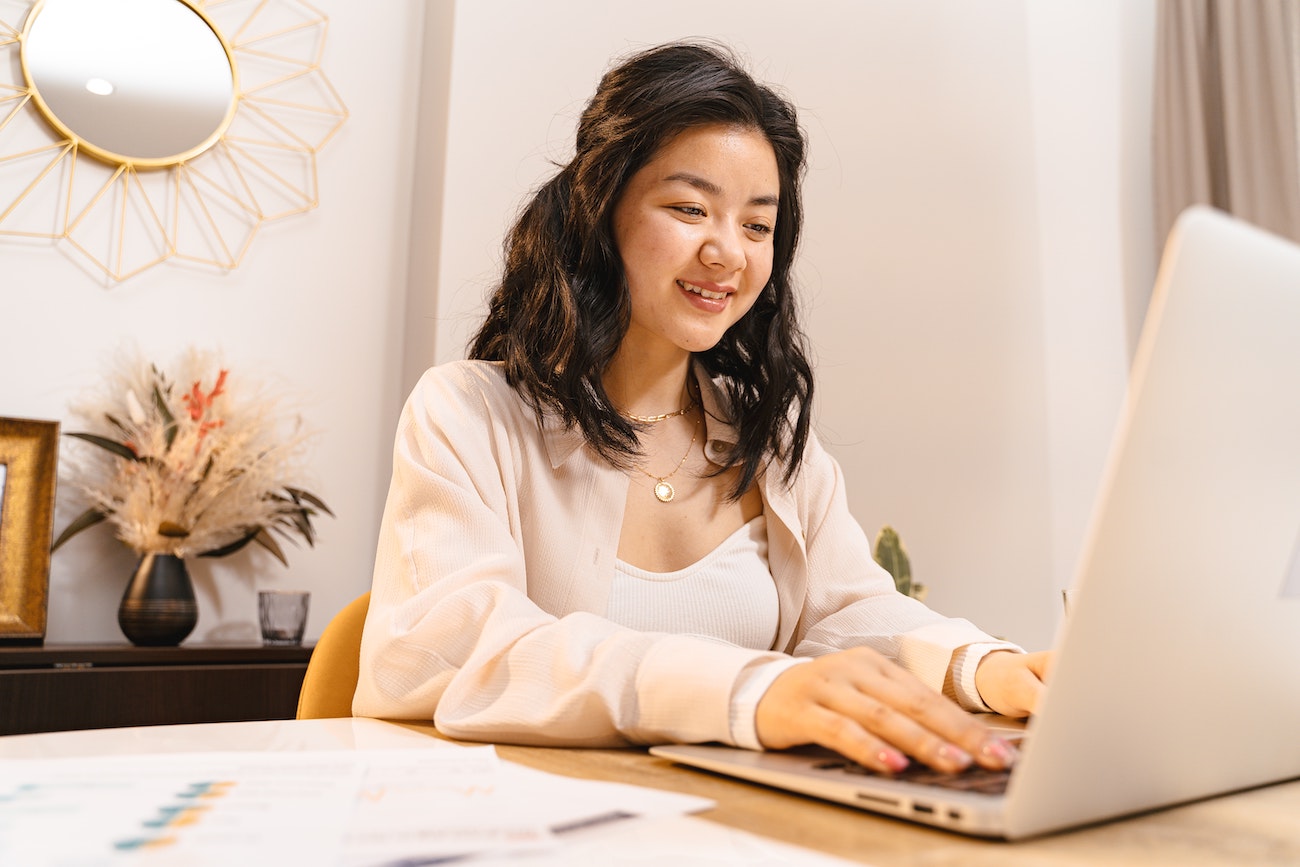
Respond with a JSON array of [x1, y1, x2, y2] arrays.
[[22, 0, 235, 163]]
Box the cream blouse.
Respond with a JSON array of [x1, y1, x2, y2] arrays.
[[354, 361, 1021, 749]]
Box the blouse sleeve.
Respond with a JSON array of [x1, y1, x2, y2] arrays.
[[353, 366, 788, 747]]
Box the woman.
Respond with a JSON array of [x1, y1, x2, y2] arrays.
[[355, 41, 1048, 775]]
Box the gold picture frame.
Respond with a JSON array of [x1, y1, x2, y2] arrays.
[[0, 417, 59, 645]]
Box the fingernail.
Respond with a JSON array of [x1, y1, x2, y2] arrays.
[[878, 749, 910, 773], [981, 737, 1018, 767], [938, 744, 973, 770]]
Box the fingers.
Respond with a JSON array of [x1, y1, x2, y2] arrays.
[[814, 674, 973, 773], [975, 650, 1052, 717], [835, 656, 1012, 772], [1015, 651, 1051, 714], [754, 648, 1019, 775], [793, 702, 914, 774]]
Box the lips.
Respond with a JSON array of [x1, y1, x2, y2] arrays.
[[677, 279, 730, 301]]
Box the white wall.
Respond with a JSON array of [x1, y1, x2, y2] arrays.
[[1028, 1, 1157, 632], [1, 0, 427, 643], [1, 0, 1154, 655], [415, 0, 1155, 651]]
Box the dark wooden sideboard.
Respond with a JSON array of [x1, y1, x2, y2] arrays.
[[0, 643, 314, 736]]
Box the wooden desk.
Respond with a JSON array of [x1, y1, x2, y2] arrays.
[[2, 718, 1297, 865], [0, 643, 313, 735], [388, 721, 1300, 867]]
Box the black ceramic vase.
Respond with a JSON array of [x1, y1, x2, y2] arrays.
[[118, 552, 199, 646]]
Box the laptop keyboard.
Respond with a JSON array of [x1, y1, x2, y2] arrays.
[[810, 757, 1012, 795]]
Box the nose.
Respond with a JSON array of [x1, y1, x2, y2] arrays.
[[700, 223, 745, 272]]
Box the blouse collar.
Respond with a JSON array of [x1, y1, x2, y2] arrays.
[[540, 366, 740, 470]]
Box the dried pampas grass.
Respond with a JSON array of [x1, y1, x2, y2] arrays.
[[54, 347, 332, 563]]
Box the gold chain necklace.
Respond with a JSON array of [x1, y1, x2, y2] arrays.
[[622, 398, 695, 424], [637, 414, 699, 503]]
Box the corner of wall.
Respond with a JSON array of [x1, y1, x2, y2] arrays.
[[400, 0, 459, 403]]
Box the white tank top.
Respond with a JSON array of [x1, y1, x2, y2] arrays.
[[606, 516, 779, 651]]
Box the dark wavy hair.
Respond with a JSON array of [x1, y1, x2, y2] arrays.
[[469, 41, 814, 498]]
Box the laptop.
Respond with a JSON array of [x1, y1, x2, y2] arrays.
[[651, 205, 1300, 840]]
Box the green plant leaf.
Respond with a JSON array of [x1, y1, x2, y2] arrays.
[[104, 413, 132, 438], [198, 528, 259, 559], [267, 513, 309, 546], [285, 505, 314, 544], [873, 525, 913, 597], [265, 494, 317, 543], [253, 528, 289, 567], [153, 384, 178, 451], [182, 455, 217, 509], [50, 508, 109, 552], [286, 486, 334, 516], [65, 432, 141, 462]]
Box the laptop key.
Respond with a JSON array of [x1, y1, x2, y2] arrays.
[[811, 759, 1012, 796]]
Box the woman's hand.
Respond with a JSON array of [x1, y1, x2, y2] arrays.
[[753, 647, 1019, 775], [973, 650, 1051, 718]]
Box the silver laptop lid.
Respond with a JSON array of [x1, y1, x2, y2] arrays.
[[1003, 206, 1300, 838]]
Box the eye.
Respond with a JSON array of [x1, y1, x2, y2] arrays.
[[671, 205, 706, 217], [745, 222, 774, 238]]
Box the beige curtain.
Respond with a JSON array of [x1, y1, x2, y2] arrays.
[[1153, 0, 1300, 245]]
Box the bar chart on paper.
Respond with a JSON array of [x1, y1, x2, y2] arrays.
[[0, 752, 363, 864], [113, 780, 238, 852], [0, 744, 712, 866]]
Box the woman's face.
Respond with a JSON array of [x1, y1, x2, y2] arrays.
[[611, 123, 779, 361]]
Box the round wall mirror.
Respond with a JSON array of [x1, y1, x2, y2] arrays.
[[0, 0, 347, 281], [20, 0, 236, 166]]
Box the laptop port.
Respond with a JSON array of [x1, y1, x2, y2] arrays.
[[913, 802, 935, 814]]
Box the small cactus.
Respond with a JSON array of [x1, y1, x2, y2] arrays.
[[873, 525, 926, 600]]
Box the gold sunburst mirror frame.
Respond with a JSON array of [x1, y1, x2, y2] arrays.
[[0, 0, 347, 282]]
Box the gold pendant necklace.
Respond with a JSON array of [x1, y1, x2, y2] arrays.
[[637, 415, 699, 503]]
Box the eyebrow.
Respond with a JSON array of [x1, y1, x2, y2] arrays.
[[663, 172, 779, 208]]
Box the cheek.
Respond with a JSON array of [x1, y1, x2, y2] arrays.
[[749, 247, 775, 291], [733, 289, 763, 322], [732, 251, 774, 319], [617, 218, 670, 274]]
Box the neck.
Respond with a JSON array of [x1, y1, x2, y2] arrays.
[[604, 349, 694, 420]]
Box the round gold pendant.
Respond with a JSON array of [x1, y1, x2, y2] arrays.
[[653, 480, 675, 503]]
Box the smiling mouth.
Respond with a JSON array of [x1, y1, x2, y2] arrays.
[[678, 280, 728, 301]]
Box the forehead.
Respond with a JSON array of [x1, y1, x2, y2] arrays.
[[636, 124, 779, 194]]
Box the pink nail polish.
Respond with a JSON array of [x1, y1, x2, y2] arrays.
[[939, 744, 973, 769], [879, 749, 910, 773], [981, 737, 1018, 766]]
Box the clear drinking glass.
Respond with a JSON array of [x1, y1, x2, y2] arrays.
[[258, 590, 310, 646]]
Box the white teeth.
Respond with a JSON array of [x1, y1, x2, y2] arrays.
[[679, 280, 726, 301]]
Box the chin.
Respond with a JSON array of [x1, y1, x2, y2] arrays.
[[677, 325, 735, 354], [679, 336, 726, 354]]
